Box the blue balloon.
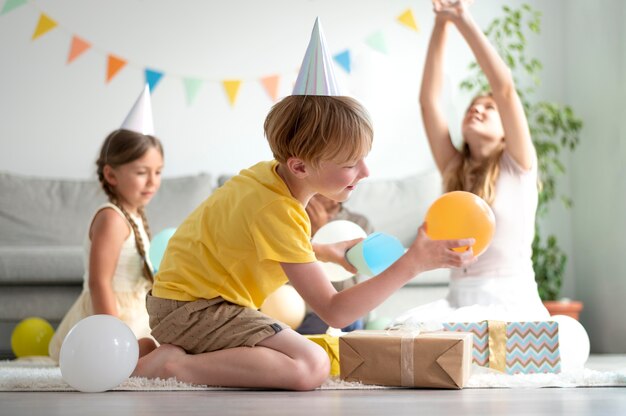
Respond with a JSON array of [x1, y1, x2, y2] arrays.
[[149, 227, 176, 272], [346, 232, 405, 276]]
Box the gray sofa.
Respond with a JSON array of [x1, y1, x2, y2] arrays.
[[0, 169, 449, 358]]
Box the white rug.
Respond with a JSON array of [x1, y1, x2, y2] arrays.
[[1, 357, 626, 392]]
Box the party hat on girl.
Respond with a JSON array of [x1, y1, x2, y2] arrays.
[[121, 84, 154, 135], [293, 17, 343, 96]]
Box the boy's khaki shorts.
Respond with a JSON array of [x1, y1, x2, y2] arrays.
[[146, 293, 286, 354]]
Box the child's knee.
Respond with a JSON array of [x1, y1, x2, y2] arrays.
[[292, 348, 330, 391]]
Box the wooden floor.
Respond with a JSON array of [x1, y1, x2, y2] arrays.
[[1, 356, 625, 416]]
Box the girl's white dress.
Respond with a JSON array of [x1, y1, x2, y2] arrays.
[[48, 203, 153, 361], [393, 152, 550, 326]]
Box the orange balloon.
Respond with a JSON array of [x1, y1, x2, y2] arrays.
[[425, 191, 496, 256]]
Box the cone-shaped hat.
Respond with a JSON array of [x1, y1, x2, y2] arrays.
[[121, 84, 155, 135], [293, 17, 343, 96]]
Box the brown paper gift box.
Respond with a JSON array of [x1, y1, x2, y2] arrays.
[[339, 330, 473, 389]]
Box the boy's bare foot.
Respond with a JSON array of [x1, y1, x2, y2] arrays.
[[132, 344, 186, 379], [138, 337, 158, 358]]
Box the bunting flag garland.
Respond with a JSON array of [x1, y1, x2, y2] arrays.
[[31, 13, 57, 40], [222, 80, 242, 107], [106, 55, 127, 83], [67, 35, 91, 64], [145, 69, 164, 92], [16, 2, 420, 107], [397, 9, 420, 32], [365, 31, 387, 54], [260, 75, 280, 102], [333, 50, 351, 74], [183, 78, 203, 105], [0, 0, 27, 15]]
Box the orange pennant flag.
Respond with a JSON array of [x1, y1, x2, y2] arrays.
[[397, 9, 419, 32], [32, 13, 57, 40], [106, 54, 127, 83], [222, 80, 242, 107], [260, 75, 280, 102], [67, 36, 91, 64]]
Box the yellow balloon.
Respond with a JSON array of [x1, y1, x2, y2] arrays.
[[11, 317, 55, 358], [425, 191, 496, 257], [260, 285, 306, 330]]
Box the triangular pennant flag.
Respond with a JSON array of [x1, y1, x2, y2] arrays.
[[1, 0, 27, 15], [397, 9, 420, 32], [183, 78, 203, 105], [260, 74, 280, 102], [145, 69, 164, 92], [222, 80, 242, 107], [333, 50, 351, 74], [67, 36, 91, 64], [293, 17, 343, 96], [106, 54, 127, 83], [365, 32, 387, 54], [32, 13, 58, 40]]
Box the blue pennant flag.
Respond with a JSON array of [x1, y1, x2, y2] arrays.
[[145, 69, 164, 92], [333, 50, 351, 74]]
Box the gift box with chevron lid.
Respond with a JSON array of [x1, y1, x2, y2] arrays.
[[442, 321, 561, 374]]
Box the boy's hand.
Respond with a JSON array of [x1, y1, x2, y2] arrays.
[[312, 239, 363, 274], [406, 223, 477, 274]]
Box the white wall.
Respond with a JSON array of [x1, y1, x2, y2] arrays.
[[565, 0, 626, 353], [0, 0, 556, 181], [5, 1, 622, 351]]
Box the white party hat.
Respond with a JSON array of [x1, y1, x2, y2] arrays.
[[121, 84, 155, 135], [292, 17, 343, 96]]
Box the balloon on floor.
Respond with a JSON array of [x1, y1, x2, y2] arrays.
[[260, 285, 306, 330], [59, 315, 139, 392], [11, 317, 54, 358]]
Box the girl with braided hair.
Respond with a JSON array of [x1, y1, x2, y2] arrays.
[[49, 128, 163, 361]]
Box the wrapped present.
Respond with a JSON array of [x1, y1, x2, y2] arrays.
[[305, 334, 340, 376], [339, 330, 473, 389], [442, 321, 561, 374]]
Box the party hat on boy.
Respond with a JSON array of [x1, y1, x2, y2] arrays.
[[121, 84, 154, 135], [293, 17, 343, 96]]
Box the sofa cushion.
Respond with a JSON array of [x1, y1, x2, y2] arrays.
[[0, 172, 214, 285], [0, 246, 83, 284], [146, 173, 214, 233], [0, 173, 104, 246]]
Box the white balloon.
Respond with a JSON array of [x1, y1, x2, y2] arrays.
[[311, 220, 368, 282], [552, 314, 590, 372], [59, 315, 139, 392]]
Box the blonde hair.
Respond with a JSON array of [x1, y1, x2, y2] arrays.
[[264, 95, 373, 167], [96, 129, 163, 282], [443, 94, 504, 205]]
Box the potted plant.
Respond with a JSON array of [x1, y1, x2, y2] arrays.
[[460, 4, 584, 319]]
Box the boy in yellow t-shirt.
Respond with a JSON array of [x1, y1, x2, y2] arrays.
[[133, 19, 476, 391]]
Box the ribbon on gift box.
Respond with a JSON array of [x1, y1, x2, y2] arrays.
[[487, 320, 507, 373], [386, 321, 442, 386]]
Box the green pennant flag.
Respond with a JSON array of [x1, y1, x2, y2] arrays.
[[365, 31, 387, 54], [1, 0, 28, 15], [183, 78, 203, 105]]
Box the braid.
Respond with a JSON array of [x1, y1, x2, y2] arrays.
[[138, 208, 152, 240], [97, 176, 154, 283]]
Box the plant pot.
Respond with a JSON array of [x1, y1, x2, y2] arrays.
[[543, 300, 584, 321]]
